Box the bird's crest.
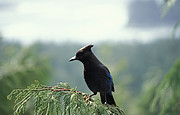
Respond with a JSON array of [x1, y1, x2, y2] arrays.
[[79, 44, 94, 52]]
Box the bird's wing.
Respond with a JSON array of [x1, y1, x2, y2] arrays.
[[100, 65, 113, 81], [99, 65, 115, 91]]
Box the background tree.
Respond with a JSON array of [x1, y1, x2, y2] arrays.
[[0, 37, 51, 115]]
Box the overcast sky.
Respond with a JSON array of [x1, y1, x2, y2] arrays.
[[0, 0, 179, 45]]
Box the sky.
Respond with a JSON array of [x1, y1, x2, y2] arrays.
[[0, 0, 179, 45]]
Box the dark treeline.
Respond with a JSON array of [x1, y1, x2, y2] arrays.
[[1, 36, 180, 114]]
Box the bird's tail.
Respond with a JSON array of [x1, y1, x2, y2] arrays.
[[100, 92, 116, 106]]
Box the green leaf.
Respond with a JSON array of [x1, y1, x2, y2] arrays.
[[8, 81, 125, 115]]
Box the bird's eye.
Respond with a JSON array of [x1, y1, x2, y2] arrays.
[[77, 51, 83, 57]]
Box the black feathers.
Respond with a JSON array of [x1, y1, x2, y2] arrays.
[[70, 44, 116, 106]]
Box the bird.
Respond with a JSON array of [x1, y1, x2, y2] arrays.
[[69, 44, 116, 106]]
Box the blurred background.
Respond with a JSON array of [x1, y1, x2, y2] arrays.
[[0, 0, 180, 114]]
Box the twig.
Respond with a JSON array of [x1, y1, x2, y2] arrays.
[[22, 86, 83, 95]]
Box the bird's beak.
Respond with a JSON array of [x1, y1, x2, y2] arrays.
[[69, 56, 77, 62]]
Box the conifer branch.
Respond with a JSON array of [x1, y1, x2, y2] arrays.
[[8, 81, 125, 115]]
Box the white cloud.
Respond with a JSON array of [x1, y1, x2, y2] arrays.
[[0, 0, 129, 44], [0, 0, 175, 44]]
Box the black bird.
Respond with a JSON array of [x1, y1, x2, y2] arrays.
[[69, 44, 116, 105]]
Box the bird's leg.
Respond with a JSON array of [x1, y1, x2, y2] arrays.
[[104, 94, 107, 105], [86, 92, 97, 102], [90, 92, 97, 97]]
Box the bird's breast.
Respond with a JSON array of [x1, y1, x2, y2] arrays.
[[83, 68, 112, 93]]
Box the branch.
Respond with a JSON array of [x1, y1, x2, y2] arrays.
[[7, 81, 125, 115], [23, 86, 83, 95]]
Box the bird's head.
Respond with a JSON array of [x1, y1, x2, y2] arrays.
[[69, 44, 94, 62]]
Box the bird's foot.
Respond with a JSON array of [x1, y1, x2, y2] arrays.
[[84, 92, 97, 102], [89, 92, 97, 97]]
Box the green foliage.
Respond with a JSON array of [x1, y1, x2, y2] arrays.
[[162, 0, 179, 39], [171, 19, 180, 39], [151, 58, 180, 115], [135, 68, 163, 115], [8, 81, 125, 115], [161, 0, 177, 18], [1, 34, 180, 115], [0, 39, 51, 115]]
